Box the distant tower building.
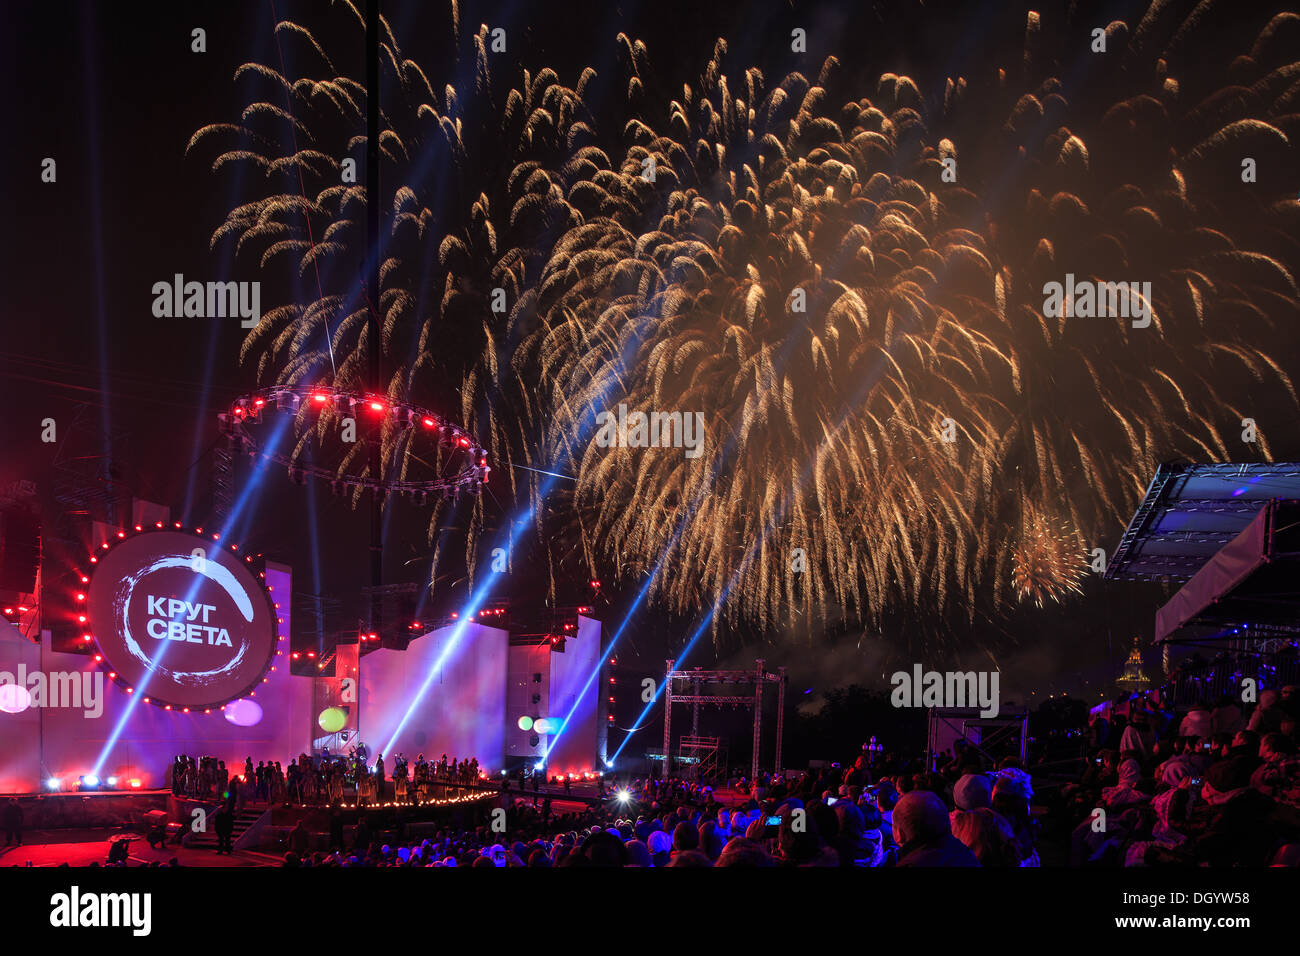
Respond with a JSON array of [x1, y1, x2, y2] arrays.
[[1116, 638, 1149, 694]]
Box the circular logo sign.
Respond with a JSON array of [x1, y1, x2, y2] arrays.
[[87, 531, 276, 709]]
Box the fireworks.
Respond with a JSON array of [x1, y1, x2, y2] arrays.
[[194, 3, 1300, 643], [188, 0, 589, 573], [1010, 509, 1087, 609]]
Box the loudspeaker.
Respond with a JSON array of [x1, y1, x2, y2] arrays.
[[0, 504, 40, 593]]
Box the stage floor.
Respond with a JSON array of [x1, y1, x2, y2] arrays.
[[0, 828, 273, 868]]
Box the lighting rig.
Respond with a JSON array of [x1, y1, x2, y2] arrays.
[[218, 384, 489, 503]]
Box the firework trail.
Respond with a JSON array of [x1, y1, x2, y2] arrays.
[[194, 2, 1300, 643], [529, 10, 1300, 638], [188, 0, 592, 581]]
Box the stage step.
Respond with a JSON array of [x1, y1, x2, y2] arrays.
[[185, 804, 269, 849]]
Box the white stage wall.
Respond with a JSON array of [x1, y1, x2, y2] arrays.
[[357, 621, 509, 772], [0, 562, 312, 793]]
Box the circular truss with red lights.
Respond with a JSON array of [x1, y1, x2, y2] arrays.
[[218, 384, 490, 502], [78, 523, 287, 712]]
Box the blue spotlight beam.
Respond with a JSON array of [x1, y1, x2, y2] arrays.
[[91, 417, 293, 776]]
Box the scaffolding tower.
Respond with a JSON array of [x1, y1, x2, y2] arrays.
[[662, 659, 786, 783]]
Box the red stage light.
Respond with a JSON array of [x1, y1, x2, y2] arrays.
[[458, 436, 470, 447], [422, 417, 435, 428], [369, 400, 385, 412], [253, 398, 265, 407], [313, 392, 328, 403], [80, 576, 89, 583], [76, 593, 85, 601]]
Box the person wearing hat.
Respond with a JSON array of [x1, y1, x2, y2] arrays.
[[1101, 760, 1146, 808], [992, 774, 1041, 866], [646, 829, 672, 866], [952, 773, 992, 818]]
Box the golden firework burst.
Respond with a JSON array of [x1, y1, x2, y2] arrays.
[[1010, 509, 1087, 608], [194, 3, 1300, 644]]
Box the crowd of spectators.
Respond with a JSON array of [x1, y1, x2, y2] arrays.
[[14, 684, 1300, 868], [1060, 687, 1300, 866], [266, 688, 1300, 867], [261, 753, 1041, 867]]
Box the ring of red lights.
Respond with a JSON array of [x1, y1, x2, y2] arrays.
[[220, 385, 490, 499], [80, 523, 285, 713]]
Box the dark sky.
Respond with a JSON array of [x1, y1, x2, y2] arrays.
[[3, 0, 1295, 715]]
